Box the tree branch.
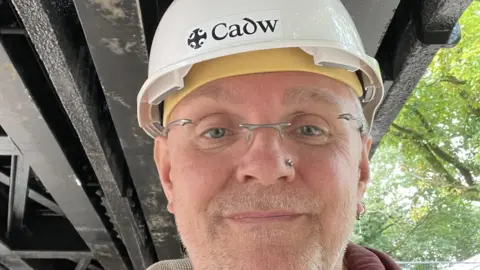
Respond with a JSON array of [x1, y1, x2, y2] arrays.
[[391, 123, 475, 186], [386, 206, 435, 254], [442, 75, 467, 85], [362, 222, 398, 245], [412, 107, 434, 133], [378, 223, 396, 235], [424, 75, 467, 87], [392, 129, 456, 185], [422, 145, 457, 185], [410, 107, 457, 153], [385, 194, 451, 255]]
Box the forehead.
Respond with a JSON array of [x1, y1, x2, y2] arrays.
[[177, 71, 356, 113]]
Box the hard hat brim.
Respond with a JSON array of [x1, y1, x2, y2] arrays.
[[138, 41, 384, 138]]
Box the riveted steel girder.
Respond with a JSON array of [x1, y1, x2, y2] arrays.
[[9, 0, 158, 268], [0, 42, 129, 270], [71, 0, 181, 260]]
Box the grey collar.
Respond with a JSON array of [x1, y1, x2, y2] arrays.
[[146, 258, 193, 270]]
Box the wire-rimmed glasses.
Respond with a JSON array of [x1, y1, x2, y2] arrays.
[[157, 112, 367, 154]]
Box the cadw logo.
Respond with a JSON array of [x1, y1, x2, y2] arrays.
[[187, 14, 281, 50], [187, 28, 207, 49]]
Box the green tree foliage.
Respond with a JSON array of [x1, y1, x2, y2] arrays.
[[354, 2, 480, 263]]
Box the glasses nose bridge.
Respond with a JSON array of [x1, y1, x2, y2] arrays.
[[239, 123, 291, 143]]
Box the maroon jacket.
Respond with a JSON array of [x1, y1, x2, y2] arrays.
[[345, 242, 401, 270], [147, 242, 401, 269]]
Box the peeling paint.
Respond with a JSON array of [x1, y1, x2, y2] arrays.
[[143, 193, 158, 210], [105, 91, 131, 108], [125, 41, 136, 53], [99, 38, 137, 56], [100, 38, 124, 55], [150, 213, 175, 228], [151, 231, 175, 243], [89, 0, 126, 21]]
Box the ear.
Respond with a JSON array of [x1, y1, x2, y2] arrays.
[[357, 134, 372, 203], [154, 136, 175, 214]]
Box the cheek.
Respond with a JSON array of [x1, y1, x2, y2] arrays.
[[299, 149, 358, 236], [299, 146, 358, 208], [169, 144, 232, 215]]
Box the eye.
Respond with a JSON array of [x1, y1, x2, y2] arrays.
[[297, 125, 325, 136], [202, 128, 227, 139]]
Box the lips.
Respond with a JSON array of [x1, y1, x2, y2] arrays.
[[225, 211, 304, 223]]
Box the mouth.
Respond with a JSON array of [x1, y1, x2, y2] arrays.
[[225, 211, 305, 224]]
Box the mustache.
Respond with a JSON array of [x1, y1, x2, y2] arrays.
[[208, 184, 323, 216]]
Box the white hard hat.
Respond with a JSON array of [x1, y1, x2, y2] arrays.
[[137, 0, 384, 138]]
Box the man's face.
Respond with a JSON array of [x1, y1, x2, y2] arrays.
[[155, 71, 372, 270]]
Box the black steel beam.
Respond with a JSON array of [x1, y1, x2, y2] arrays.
[[0, 28, 26, 35], [13, 215, 90, 252], [0, 240, 34, 270], [9, 0, 156, 268], [0, 42, 128, 270], [0, 136, 19, 156], [0, 172, 64, 216], [87, 264, 103, 270], [71, 0, 181, 260], [341, 0, 400, 56], [75, 257, 92, 270], [370, 0, 472, 156], [12, 251, 91, 261], [6, 155, 29, 242]]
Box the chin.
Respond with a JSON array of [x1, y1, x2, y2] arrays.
[[208, 244, 330, 270], [187, 232, 344, 270]]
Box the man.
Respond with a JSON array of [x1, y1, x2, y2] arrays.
[[137, 0, 400, 269]]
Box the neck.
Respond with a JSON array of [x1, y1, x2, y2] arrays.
[[333, 260, 347, 270], [193, 257, 349, 270], [333, 247, 348, 270]]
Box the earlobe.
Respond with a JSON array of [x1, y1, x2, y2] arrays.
[[154, 136, 175, 214]]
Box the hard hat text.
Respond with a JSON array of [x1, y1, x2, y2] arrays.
[[212, 18, 279, 41]]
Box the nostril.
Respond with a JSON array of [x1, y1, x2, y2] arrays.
[[242, 174, 256, 183]]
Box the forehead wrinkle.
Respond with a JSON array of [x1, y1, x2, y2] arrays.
[[183, 82, 245, 105], [283, 87, 344, 108]]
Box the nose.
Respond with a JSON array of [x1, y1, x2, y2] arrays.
[[235, 128, 296, 185]]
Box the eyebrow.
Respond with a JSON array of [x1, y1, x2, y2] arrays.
[[283, 87, 342, 107], [187, 84, 343, 107], [187, 84, 244, 104]]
